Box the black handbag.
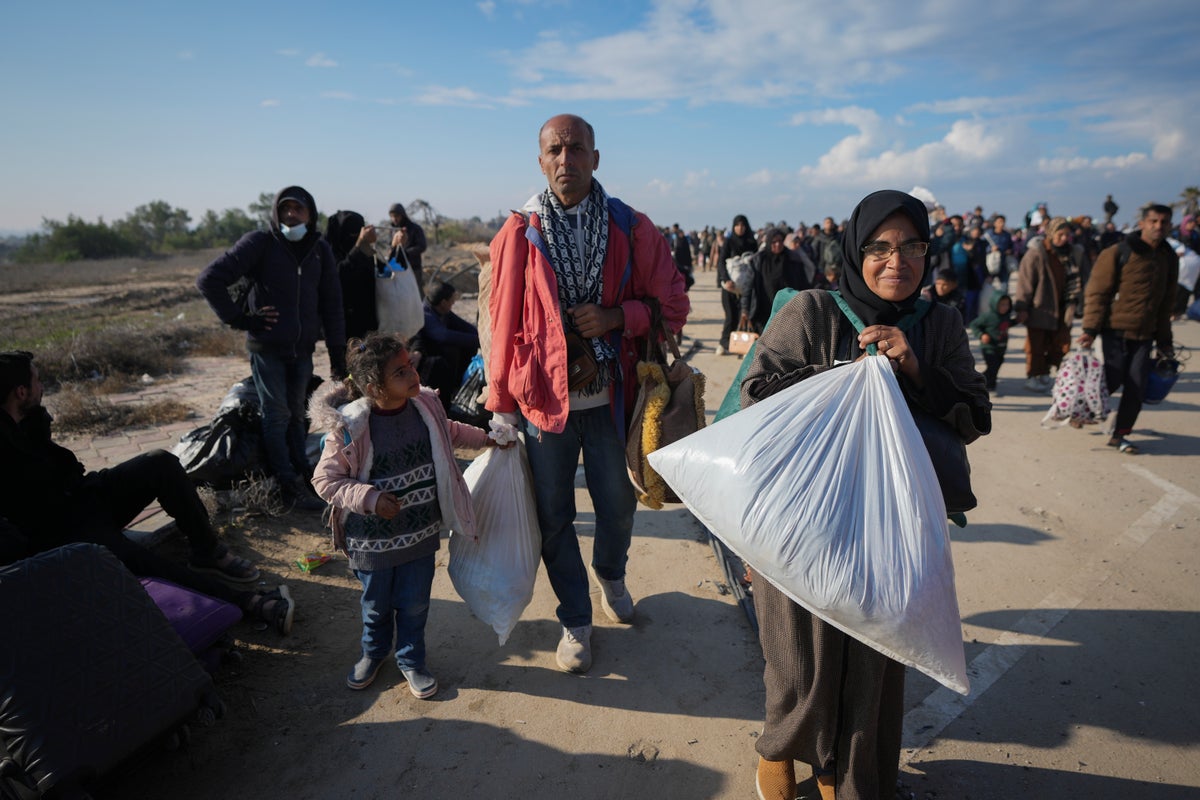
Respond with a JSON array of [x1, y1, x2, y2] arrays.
[[910, 408, 977, 514], [564, 330, 599, 392]]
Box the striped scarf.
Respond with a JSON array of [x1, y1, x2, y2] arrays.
[[537, 180, 617, 394]]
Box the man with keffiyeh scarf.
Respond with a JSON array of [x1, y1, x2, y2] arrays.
[[487, 114, 688, 674]]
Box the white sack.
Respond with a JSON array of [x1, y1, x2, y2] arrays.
[[449, 443, 541, 645], [648, 356, 969, 694], [375, 262, 424, 341]]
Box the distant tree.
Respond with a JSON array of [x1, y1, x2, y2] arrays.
[[248, 191, 275, 226], [1181, 187, 1199, 218], [115, 200, 191, 252], [12, 216, 141, 262], [192, 207, 259, 248], [407, 199, 442, 244]]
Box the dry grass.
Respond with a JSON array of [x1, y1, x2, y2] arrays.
[[50, 386, 194, 434]]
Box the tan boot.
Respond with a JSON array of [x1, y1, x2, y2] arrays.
[[755, 757, 795, 800], [815, 771, 836, 800]]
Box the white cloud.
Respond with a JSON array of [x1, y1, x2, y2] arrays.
[[413, 85, 493, 108], [743, 169, 774, 187], [682, 169, 712, 190], [260, 99, 280, 107], [646, 178, 672, 195], [1039, 152, 1148, 174], [305, 52, 337, 68], [478, 0, 496, 17]]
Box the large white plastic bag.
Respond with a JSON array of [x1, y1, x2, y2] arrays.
[[375, 260, 424, 341], [648, 356, 969, 695], [449, 443, 541, 645]]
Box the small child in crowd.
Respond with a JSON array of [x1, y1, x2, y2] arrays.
[[823, 264, 840, 291], [922, 267, 966, 322], [310, 332, 502, 698], [969, 292, 1014, 394]]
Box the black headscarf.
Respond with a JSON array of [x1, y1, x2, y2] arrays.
[[839, 189, 932, 326], [325, 210, 366, 262]]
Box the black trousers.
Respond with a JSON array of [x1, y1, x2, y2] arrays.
[[720, 288, 740, 349], [66, 450, 248, 607], [1100, 333, 1153, 438], [982, 348, 1006, 390]]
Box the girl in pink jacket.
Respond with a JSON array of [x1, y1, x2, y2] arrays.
[[310, 333, 494, 698]]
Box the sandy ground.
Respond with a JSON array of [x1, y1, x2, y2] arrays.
[[72, 275, 1200, 800]]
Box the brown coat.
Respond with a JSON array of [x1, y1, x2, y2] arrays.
[[1013, 237, 1076, 331], [1081, 232, 1177, 345]]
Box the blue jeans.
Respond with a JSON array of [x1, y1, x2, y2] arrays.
[[524, 406, 637, 628], [249, 350, 313, 483], [354, 554, 436, 670]]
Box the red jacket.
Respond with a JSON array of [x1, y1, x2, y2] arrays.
[[486, 202, 689, 434]]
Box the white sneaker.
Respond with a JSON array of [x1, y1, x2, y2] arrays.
[[555, 624, 592, 673], [715, 344, 727, 356], [595, 575, 635, 623]]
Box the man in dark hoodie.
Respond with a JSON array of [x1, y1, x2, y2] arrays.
[[197, 186, 346, 511]]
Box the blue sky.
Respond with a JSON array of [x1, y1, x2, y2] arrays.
[[2, 0, 1198, 236]]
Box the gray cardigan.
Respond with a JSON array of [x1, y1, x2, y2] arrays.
[[740, 289, 990, 443]]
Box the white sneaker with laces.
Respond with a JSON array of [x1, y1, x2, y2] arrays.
[[555, 624, 592, 673], [595, 575, 635, 623]]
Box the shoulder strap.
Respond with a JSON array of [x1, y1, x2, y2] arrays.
[[607, 197, 635, 296], [829, 291, 931, 355], [1114, 239, 1131, 286]]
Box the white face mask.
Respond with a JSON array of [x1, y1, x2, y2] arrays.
[[280, 223, 307, 242]]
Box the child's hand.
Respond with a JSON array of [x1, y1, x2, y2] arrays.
[[487, 419, 520, 448], [374, 492, 403, 519], [981, 333, 992, 344]]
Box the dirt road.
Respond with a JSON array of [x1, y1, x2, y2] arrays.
[[81, 278, 1200, 799]]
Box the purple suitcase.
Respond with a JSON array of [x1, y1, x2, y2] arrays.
[[140, 577, 243, 673]]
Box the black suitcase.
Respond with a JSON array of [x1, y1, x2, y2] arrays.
[[0, 543, 222, 798]]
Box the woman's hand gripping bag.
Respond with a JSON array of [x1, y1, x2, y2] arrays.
[[648, 356, 969, 695], [449, 443, 540, 645]]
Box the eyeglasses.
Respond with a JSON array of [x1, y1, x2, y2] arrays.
[[861, 241, 929, 260]]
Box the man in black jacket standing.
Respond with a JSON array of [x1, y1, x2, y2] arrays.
[[197, 186, 345, 511]]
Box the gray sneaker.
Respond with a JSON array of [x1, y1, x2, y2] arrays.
[[595, 575, 635, 623], [346, 655, 386, 690], [400, 666, 439, 699], [555, 624, 592, 674]]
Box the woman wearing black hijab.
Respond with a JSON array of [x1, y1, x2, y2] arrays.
[[716, 214, 758, 354], [740, 190, 990, 800]]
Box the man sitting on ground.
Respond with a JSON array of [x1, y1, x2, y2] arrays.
[[410, 280, 480, 414], [0, 350, 295, 634]]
